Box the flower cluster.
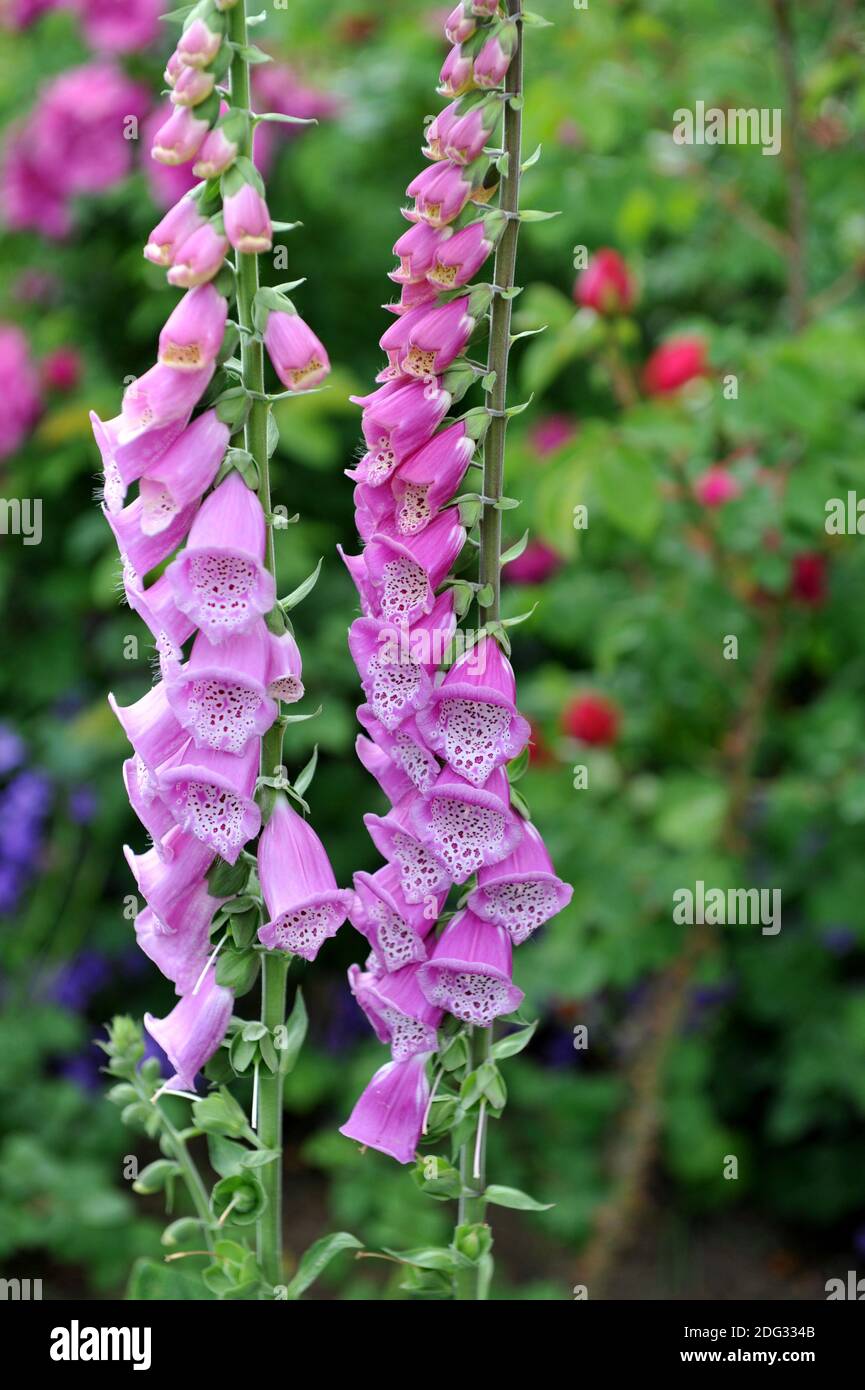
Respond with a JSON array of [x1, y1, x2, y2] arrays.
[[0, 324, 42, 459], [339, 1, 571, 1165], [92, 0, 344, 1094]]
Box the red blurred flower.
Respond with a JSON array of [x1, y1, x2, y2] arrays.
[[527, 719, 554, 767], [528, 413, 576, 458], [575, 248, 635, 315], [42, 347, 81, 392], [505, 539, 562, 585], [790, 552, 827, 606], [563, 693, 619, 745], [694, 465, 740, 508], [642, 336, 707, 396]]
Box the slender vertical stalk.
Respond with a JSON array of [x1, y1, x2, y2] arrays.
[[229, 0, 288, 1291], [455, 0, 524, 1302], [770, 0, 808, 330]]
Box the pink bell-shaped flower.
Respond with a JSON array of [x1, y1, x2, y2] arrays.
[[157, 736, 261, 863], [157, 284, 228, 372], [144, 966, 233, 1093], [224, 183, 272, 254], [176, 17, 223, 68], [364, 793, 451, 905], [122, 755, 176, 853], [416, 634, 531, 787], [168, 221, 229, 288], [264, 311, 330, 391], [135, 878, 225, 994], [122, 566, 196, 665], [166, 472, 276, 642], [108, 679, 187, 774], [422, 100, 462, 161], [102, 494, 198, 577], [390, 421, 474, 536], [166, 621, 277, 756], [418, 908, 525, 1026], [355, 733, 414, 806], [390, 222, 449, 284], [347, 590, 457, 730], [124, 823, 215, 928], [348, 961, 442, 1061], [349, 862, 440, 972], [467, 820, 574, 944], [357, 704, 441, 795], [363, 511, 466, 627], [138, 409, 229, 535], [397, 296, 475, 379], [151, 104, 210, 165], [339, 1050, 430, 1164], [427, 218, 499, 289], [256, 794, 354, 960], [350, 377, 451, 486], [91, 361, 214, 512], [406, 160, 476, 228], [144, 193, 206, 267], [265, 629, 304, 703], [413, 764, 524, 884]]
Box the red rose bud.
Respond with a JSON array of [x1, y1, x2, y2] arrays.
[[694, 465, 740, 508], [576, 247, 635, 315], [563, 693, 619, 745], [790, 552, 827, 606], [642, 335, 707, 395], [42, 347, 80, 392]]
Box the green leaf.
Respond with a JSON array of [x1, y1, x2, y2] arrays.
[[293, 745, 319, 799], [127, 1257, 211, 1301], [593, 443, 661, 540], [276, 988, 308, 1075], [501, 529, 530, 566], [281, 557, 323, 612], [234, 43, 272, 65], [207, 1133, 249, 1179], [506, 746, 530, 784], [256, 111, 317, 126], [207, 857, 249, 898], [283, 1232, 363, 1299], [519, 208, 561, 222], [216, 947, 261, 997], [521, 142, 543, 169], [483, 1184, 554, 1211], [491, 1020, 538, 1059], [193, 1087, 252, 1140], [211, 1173, 267, 1227], [382, 1246, 458, 1272]]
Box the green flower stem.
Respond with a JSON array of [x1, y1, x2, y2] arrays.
[[229, 0, 288, 1292], [455, 0, 525, 1303], [133, 1073, 215, 1253]]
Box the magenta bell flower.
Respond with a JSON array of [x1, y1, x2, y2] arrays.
[[108, 679, 186, 775], [445, 2, 477, 44], [416, 634, 531, 786], [256, 795, 354, 960], [396, 296, 475, 379], [151, 104, 210, 165], [355, 733, 414, 806], [418, 908, 524, 1026], [340, 1050, 430, 1164], [438, 43, 474, 98], [406, 160, 475, 228], [350, 862, 440, 972], [103, 494, 198, 577], [363, 510, 466, 626], [390, 222, 448, 284], [348, 961, 442, 1060], [176, 15, 223, 67], [467, 820, 574, 944], [443, 102, 499, 164], [123, 755, 176, 851], [166, 472, 277, 642], [168, 221, 230, 288], [157, 737, 261, 863], [144, 966, 233, 1093], [144, 193, 206, 267], [353, 481, 395, 542], [388, 280, 439, 316], [91, 361, 214, 512], [124, 823, 214, 928], [224, 183, 272, 254], [378, 304, 432, 372], [364, 793, 451, 904], [135, 878, 225, 994], [265, 629, 304, 703], [158, 284, 228, 372], [347, 590, 457, 729], [123, 567, 196, 666], [473, 24, 518, 88], [193, 124, 239, 179], [422, 101, 462, 161], [138, 409, 229, 535], [427, 218, 498, 289], [166, 622, 277, 756], [164, 49, 185, 87], [351, 378, 452, 486], [264, 311, 330, 391], [391, 421, 474, 535], [171, 64, 215, 108], [357, 704, 440, 795], [413, 764, 524, 883]]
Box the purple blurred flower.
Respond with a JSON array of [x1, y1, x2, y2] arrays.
[[251, 62, 339, 174], [0, 325, 42, 459], [69, 784, 98, 825], [821, 925, 857, 957], [504, 539, 562, 586], [142, 103, 199, 209], [0, 724, 24, 775], [48, 949, 112, 1010], [69, 0, 162, 53]]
